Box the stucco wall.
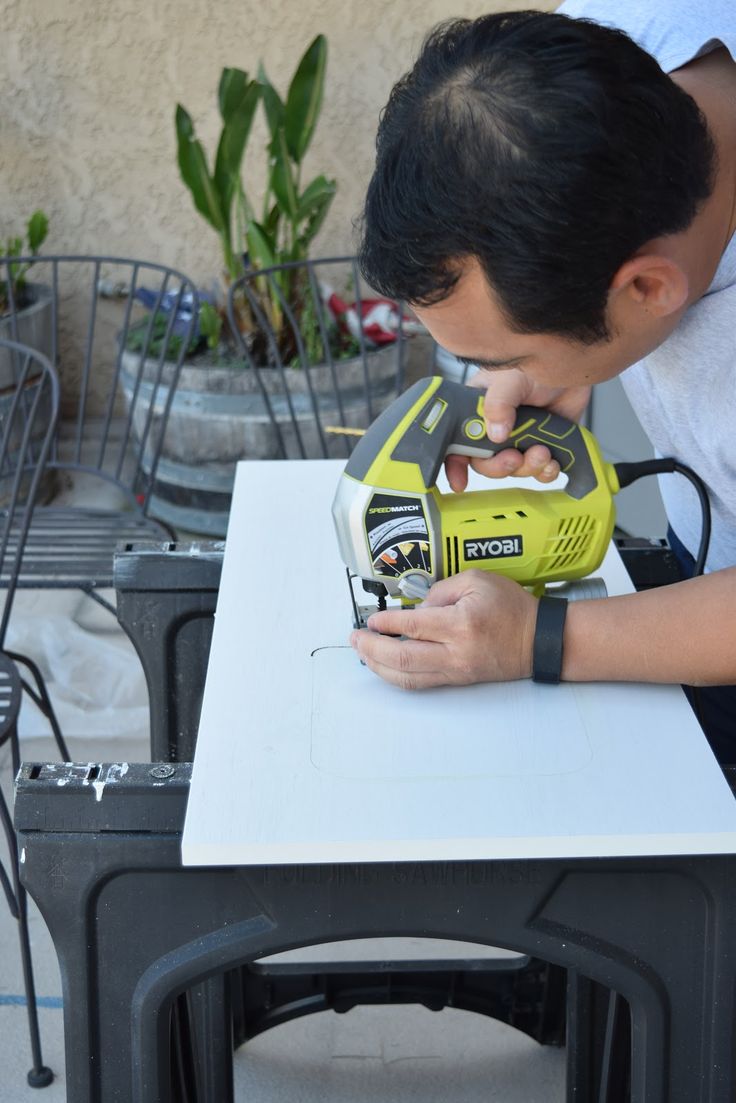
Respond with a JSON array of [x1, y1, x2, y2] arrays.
[[2, 0, 556, 284]]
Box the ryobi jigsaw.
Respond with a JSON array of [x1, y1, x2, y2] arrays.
[[332, 375, 623, 627]]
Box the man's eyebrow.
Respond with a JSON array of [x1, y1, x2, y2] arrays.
[[455, 355, 526, 369]]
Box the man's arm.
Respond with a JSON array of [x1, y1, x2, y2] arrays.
[[350, 568, 736, 689], [564, 567, 736, 686]]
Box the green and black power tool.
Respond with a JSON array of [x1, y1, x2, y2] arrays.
[[332, 375, 622, 626]]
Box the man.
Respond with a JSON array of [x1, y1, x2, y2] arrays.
[[352, 4, 736, 759]]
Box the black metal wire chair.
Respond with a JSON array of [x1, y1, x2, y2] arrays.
[[226, 256, 407, 463], [0, 336, 68, 1088], [0, 255, 200, 613]]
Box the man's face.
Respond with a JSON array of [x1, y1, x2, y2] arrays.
[[411, 258, 676, 388]]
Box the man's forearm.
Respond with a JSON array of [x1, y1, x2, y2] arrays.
[[563, 567, 736, 685]]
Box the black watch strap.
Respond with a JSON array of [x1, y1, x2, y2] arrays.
[[532, 596, 569, 684]]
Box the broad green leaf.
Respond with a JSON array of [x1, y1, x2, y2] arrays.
[[199, 301, 223, 349], [263, 202, 281, 240], [245, 221, 284, 331], [284, 35, 327, 164], [283, 239, 306, 264], [237, 181, 256, 223], [175, 104, 225, 233], [6, 236, 23, 258], [297, 198, 333, 251], [245, 220, 277, 272], [214, 80, 260, 224], [296, 175, 336, 220], [258, 63, 285, 145], [270, 128, 299, 221], [27, 211, 49, 253], [218, 67, 250, 121], [297, 176, 336, 249]]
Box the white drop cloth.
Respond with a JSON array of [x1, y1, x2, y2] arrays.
[[6, 588, 149, 744]]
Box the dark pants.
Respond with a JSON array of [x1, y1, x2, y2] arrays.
[[668, 527, 736, 765]]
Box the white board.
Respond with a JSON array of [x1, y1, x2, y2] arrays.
[[182, 459, 736, 865]]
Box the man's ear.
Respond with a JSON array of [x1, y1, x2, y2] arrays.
[[610, 254, 689, 317]]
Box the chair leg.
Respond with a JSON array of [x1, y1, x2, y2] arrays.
[[0, 758, 53, 1087], [83, 586, 117, 617], [0, 852, 18, 916], [6, 650, 70, 762]]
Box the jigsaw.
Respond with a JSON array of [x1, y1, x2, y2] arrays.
[[332, 375, 622, 627]]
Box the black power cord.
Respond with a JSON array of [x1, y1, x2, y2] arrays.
[[614, 458, 711, 577], [614, 457, 712, 731]]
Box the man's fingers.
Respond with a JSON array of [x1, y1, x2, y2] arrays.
[[446, 446, 561, 486], [445, 453, 470, 492], [363, 603, 454, 641], [359, 652, 451, 690], [350, 628, 450, 688], [467, 447, 560, 482], [448, 446, 558, 485], [468, 448, 525, 479]]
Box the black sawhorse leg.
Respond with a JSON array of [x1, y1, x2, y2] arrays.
[[114, 541, 223, 763], [16, 762, 736, 1103]]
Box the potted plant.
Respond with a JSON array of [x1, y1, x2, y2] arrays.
[[120, 37, 403, 537], [0, 211, 56, 501], [0, 211, 51, 378]]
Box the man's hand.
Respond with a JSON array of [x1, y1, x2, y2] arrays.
[[349, 569, 538, 689], [445, 368, 592, 492]]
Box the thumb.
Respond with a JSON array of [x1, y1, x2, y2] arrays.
[[484, 397, 520, 443], [477, 368, 531, 443]]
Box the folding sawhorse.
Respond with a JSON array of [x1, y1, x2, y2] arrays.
[[15, 760, 736, 1102]]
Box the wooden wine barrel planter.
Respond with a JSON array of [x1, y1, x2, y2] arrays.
[[0, 286, 56, 505], [0, 284, 53, 382], [120, 343, 402, 536]]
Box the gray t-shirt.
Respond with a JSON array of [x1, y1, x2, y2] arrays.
[[557, 0, 736, 572]]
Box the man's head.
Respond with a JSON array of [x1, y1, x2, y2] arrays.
[[359, 9, 715, 377]]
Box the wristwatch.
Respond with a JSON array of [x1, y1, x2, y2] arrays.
[[532, 596, 569, 684]]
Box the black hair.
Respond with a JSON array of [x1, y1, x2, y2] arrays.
[[359, 10, 716, 343]]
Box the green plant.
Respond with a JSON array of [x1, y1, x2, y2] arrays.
[[0, 211, 49, 314], [252, 37, 336, 324], [289, 292, 359, 368], [175, 35, 337, 358], [176, 70, 260, 285], [198, 300, 223, 350], [125, 312, 201, 361]]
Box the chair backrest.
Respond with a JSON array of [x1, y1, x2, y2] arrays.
[[227, 256, 407, 461], [0, 255, 199, 516], [0, 338, 60, 647]]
